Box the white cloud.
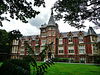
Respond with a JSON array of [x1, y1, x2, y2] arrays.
[[0, 0, 100, 36]]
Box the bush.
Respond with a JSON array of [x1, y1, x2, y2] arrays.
[[71, 59, 74, 63], [95, 58, 100, 64], [52, 58, 69, 62], [74, 60, 79, 63], [81, 60, 85, 63]]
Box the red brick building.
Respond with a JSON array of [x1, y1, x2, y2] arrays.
[[11, 12, 100, 63]]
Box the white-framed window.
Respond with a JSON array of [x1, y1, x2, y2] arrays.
[[40, 47, 45, 52], [52, 32, 55, 36], [91, 36, 97, 42], [52, 45, 55, 51], [41, 39, 46, 45], [53, 38, 55, 44], [52, 27, 55, 30], [49, 32, 51, 36], [79, 34, 83, 43], [69, 35, 73, 43], [49, 27, 51, 30], [29, 39, 31, 46], [20, 48, 24, 55], [49, 38, 51, 43], [21, 41, 24, 46], [79, 45, 85, 54], [59, 36, 63, 44], [15, 47, 17, 53], [58, 46, 64, 54], [69, 57, 74, 61], [79, 57, 86, 63], [36, 39, 39, 45], [42, 29, 45, 32], [12, 47, 14, 53], [42, 33, 46, 37], [92, 44, 97, 54], [13, 40, 18, 45], [68, 46, 74, 54]]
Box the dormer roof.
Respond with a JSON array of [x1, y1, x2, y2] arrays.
[[87, 27, 97, 36]]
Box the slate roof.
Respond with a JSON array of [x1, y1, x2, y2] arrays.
[[87, 27, 97, 36], [97, 34, 100, 42], [62, 31, 87, 38], [20, 35, 40, 41]]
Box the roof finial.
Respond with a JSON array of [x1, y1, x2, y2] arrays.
[[51, 8, 53, 16]]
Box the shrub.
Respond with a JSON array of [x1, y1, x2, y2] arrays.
[[95, 58, 100, 64], [71, 59, 74, 63], [81, 60, 85, 63], [52, 58, 69, 62], [74, 60, 79, 63]]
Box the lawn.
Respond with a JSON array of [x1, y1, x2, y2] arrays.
[[0, 62, 100, 75], [34, 63, 100, 75]]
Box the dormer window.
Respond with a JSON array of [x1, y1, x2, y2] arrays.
[[22, 40, 24, 46], [59, 36, 63, 44], [36, 38, 39, 45], [42, 33, 46, 37], [42, 29, 45, 32], [69, 35, 73, 43], [49, 27, 51, 30], [29, 39, 31, 46], [79, 34, 83, 43]]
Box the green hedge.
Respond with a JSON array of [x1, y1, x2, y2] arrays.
[[52, 58, 69, 62]]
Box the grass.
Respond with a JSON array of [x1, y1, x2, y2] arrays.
[[33, 62, 100, 75], [0, 62, 100, 75]]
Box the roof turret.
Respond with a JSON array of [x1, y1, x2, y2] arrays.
[[87, 27, 97, 36], [48, 9, 56, 26]]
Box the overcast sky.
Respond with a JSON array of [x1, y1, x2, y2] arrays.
[[0, 0, 100, 35]]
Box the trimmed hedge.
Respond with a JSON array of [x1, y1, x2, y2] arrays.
[[52, 58, 69, 62]]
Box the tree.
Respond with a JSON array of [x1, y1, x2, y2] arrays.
[[0, 29, 10, 61], [0, 0, 45, 27], [0, 29, 22, 61], [8, 30, 22, 58], [0, 42, 54, 75], [53, 0, 100, 29]]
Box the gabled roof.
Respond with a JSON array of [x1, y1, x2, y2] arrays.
[[87, 27, 97, 36], [20, 35, 40, 41], [62, 31, 87, 38]]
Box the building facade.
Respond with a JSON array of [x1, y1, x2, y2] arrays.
[[11, 12, 100, 63]]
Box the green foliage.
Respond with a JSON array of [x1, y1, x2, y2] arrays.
[[44, 63, 100, 75], [95, 58, 100, 64], [52, 58, 69, 62], [0, 29, 22, 61], [70, 59, 74, 63], [0, 42, 54, 75], [0, 0, 45, 27], [74, 60, 79, 63], [0, 59, 30, 75], [80, 60, 85, 63], [53, 0, 100, 29]]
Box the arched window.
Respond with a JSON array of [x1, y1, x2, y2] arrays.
[[69, 35, 73, 43], [59, 36, 63, 44], [79, 34, 83, 42], [29, 39, 31, 46]]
